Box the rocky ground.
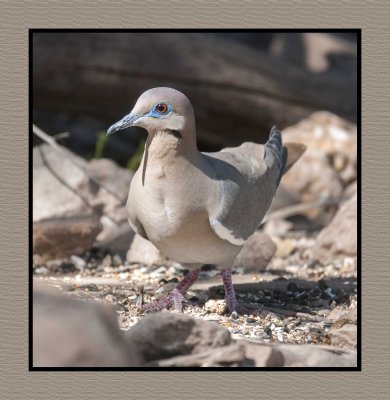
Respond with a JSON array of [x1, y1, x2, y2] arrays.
[[32, 112, 358, 367], [33, 226, 358, 367]]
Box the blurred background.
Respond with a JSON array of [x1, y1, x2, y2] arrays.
[[33, 31, 357, 165]]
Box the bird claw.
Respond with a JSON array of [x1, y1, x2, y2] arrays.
[[140, 270, 199, 313], [141, 288, 186, 313]]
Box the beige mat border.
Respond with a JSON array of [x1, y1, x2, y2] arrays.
[[1, 1, 387, 399]]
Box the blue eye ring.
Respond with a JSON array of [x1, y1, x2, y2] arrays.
[[149, 102, 172, 118]]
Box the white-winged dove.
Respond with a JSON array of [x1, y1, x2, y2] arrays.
[[108, 87, 305, 314]]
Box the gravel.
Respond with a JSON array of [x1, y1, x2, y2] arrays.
[[33, 229, 358, 349]]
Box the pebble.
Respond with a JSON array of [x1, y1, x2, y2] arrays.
[[102, 254, 112, 268], [105, 294, 115, 303], [70, 255, 87, 270], [36, 228, 357, 350], [34, 266, 48, 274], [112, 254, 123, 266]]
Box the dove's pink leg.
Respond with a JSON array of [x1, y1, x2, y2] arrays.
[[142, 269, 199, 312], [221, 268, 258, 315]]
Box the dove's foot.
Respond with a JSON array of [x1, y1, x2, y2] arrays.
[[141, 269, 199, 312], [221, 268, 261, 316]]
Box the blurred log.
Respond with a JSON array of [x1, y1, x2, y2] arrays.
[[33, 32, 357, 147]]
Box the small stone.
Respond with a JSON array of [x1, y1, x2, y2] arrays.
[[70, 255, 87, 271], [112, 254, 123, 266], [34, 266, 49, 275], [105, 294, 115, 303], [230, 311, 239, 320], [102, 254, 112, 268], [204, 300, 226, 315], [317, 309, 330, 317]]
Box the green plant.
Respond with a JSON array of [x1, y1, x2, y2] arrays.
[[94, 131, 108, 159], [127, 140, 145, 171]]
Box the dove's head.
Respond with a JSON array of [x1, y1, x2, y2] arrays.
[[107, 87, 196, 142]]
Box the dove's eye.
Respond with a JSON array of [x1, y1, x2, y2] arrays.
[[156, 103, 168, 114]]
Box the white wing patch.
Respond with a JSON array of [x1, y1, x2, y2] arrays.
[[209, 219, 246, 246], [165, 206, 175, 220]]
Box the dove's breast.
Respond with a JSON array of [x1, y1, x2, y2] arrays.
[[127, 156, 242, 265]]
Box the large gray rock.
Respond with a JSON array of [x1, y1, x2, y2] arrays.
[[328, 324, 357, 349], [126, 234, 171, 266], [33, 144, 134, 253], [153, 339, 357, 367], [313, 192, 357, 264], [33, 144, 91, 221], [155, 342, 248, 367], [245, 342, 357, 367], [125, 312, 231, 362], [33, 284, 142, 367], [233, 231, 276, 272], [124, 312, 357, 367]]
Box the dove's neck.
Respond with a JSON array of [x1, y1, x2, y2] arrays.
[[145, 128, 199, 163]]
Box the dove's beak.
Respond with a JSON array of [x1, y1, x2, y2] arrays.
[[107, 113, 143, 136]]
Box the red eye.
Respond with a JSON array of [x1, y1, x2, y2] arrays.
[[156, 103, 168, 113]]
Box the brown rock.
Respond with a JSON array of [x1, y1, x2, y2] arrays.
[[122, 311, 356, 367], [33, 215, 102, 260], [283, 112, 356, 166], [328, 324, 357, 349], [270, 112, 356, 223], [233, 231, 276, 272], [326, 306, 357, 324], [33, 284, 142, 367], [313, 192, 357, 264], [277, 148, 343, 221], [127, 234, 170, 266], [124, 312, 231, 362]]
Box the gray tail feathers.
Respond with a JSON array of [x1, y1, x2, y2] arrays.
[[265, 126, 286, 187]]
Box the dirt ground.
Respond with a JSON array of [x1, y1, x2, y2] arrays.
[[33, 229, 358, 349]]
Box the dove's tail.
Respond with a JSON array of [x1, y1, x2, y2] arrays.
[[265, 126, 306, 186], [265, 126, 285, 186]]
